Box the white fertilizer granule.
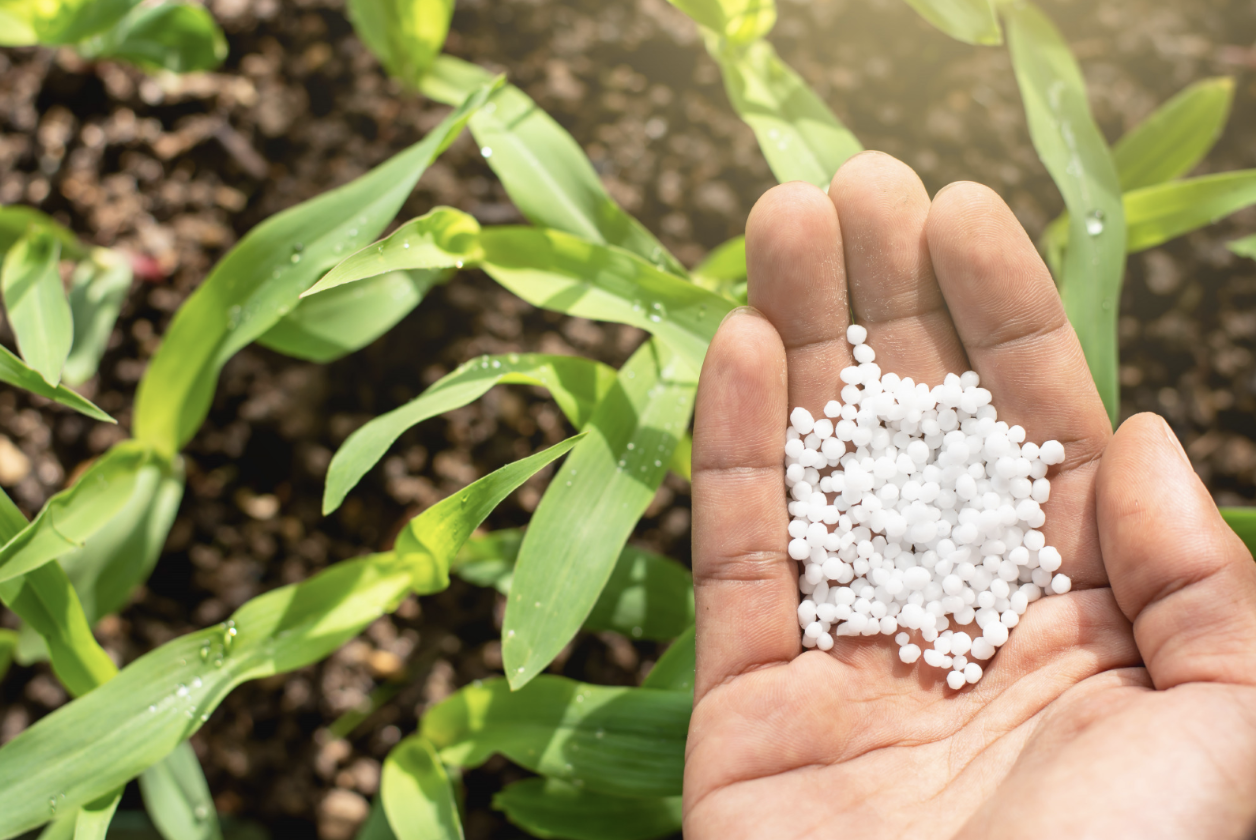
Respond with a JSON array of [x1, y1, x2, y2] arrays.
[[787, 326, 1069, 688]]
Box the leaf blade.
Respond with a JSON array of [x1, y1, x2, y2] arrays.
[[139, 741, 223, 840], [0, 344, 113, 422], [1124, 169, 1256, 254], [502, 339, 697, 688], [902, 0, 1002, 45], [81, 2, 228, 74], [133, 81, 498, 456], [708, 37, 862, 189], [2, 230, 73, 387], [323, 353, 614, 513], [380, 736, 463, 840], [1113, 76, 1233, 192], [1003, 1, 1125, 426], [63, 252, 132, 386], [494, 778, 682, 840]]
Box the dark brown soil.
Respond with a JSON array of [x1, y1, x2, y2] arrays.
[[1, 0, 1254, 837]]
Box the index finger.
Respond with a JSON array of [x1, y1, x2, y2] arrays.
[[691, 307, 797, 702]]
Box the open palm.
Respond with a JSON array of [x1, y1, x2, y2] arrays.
[[685, 152, 1256, 839]]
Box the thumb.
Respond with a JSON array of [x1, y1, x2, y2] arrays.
[[1098, 412, 1256, 690]]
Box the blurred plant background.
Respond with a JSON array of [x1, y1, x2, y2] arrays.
[[1, 0, 1255, 837]]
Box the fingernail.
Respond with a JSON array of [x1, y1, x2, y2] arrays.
[[720, 305, 764, 326], [1158, 415, 1193, 471]]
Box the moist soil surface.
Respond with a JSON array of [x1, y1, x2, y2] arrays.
[[2, 0, 1255, 837]]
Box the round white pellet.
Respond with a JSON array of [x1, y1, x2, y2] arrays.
[[1050, 573, 1072, 594], [853, 343, 876, 364], [788, 539, 811, 560], [970, 637, 995, 660], [964, 662, 983, 684], [899, 644, 921, 664], [946, 670, 966, 690], [1038, 546, 1062, 573], [983, 622, 1009, 646], [816, 632, 834, 651], [1039, 439, 1065, 465], [1000, 610, 1019, 628], [846, 324, 868, 345], [950, 631, 972, 656], [790, 406, 816, 435]]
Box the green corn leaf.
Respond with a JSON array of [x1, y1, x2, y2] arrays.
[[139, 741, 222, 840], [260, 269, 447, 363], [0, 437, 582, 839], [55, 452, 184, 624], [692, 235, 746, 285], [665, 0, 775, 43], [0, 441, 155, 585], [417, 57, 687, 278], [503, 339, 697, 688], [494, 778, 683, 840], [669, 431, 692, 481], [356, 799, 399, 840], [348, 0, 454, 88], [707, 35, 862, 189], [0, 0, 138, 46], [393, 434, 586, 565], [641, 625, 695, 693], [902, 0, 1001, 45], [425, 676, 690, 797], [1048, 170, 1256, 264], [1227, 234, 1256, 260], [480, 227, 731, 374], [63, 250, 132, 386], [1003, 1, 1125, 427], [0, 486, 117, 699], [2, 229, 73, 387], [72, 790, 123, 840], [133, 81, 500, 457], [0, 344, 112, 422], [0, 628, 16, 683], [452, 529, 694, 641], [1113, 76, 1233, 192], [11, 453, 181, 673], [0, 206, 86, 260], [324, 353, 614, 513], [79, 2, 227, 74], [1124, 170, 1256, 254], [1222, 507, 1255, 556], [380, 736, 462, 840], [301, 207, 481, 298]]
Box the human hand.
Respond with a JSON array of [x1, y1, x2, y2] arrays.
[[685, 151, 1256, 839]]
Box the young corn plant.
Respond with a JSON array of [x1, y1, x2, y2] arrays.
[[0, 1, 1254, 839], [0, 0, 226, 74]]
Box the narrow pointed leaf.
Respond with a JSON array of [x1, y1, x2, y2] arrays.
[[324, 353, 614, 513], [380, 736, 462, 840], [1003, 1, 1125, 426], [503, 340, 697, 688], [418, 57, 687, 277], [424, 676, 690, 797], [301, 208, 480, 297], [480, 227, 730, 374], [1113, 76, 1233, 192], [494, 778, 683, 840], [0, 628, 16, 683], [0, 206, 85, 260], [1124, 170, 1256, 253], [72, 790, 122, 840], [1222, 507, 1255, 555], [902, 0, 1001, 45], [63, 252, 132, 386], [2, 230, 73, 386], [664, 0, 775, 43], [0, 485, 116, 697], [641, 625, 695, 693], [708, 36, 862, 189], [0, 441, 154, 585], [80, 2, 227, 74], [348, 0, 454, 87], [139, 741, 223, 840], [0, 344, 113, 422], [452, 529, 694, 640], [133, 81, 499, 456], [692, 236, 746, 287], [0, 0, 138, 45], [1227, 234, 1256, 261], [0, 438, 582, 838], [260, 268, 448, 362]]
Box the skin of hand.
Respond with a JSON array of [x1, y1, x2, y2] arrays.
[[685, 151, 1256, 840]]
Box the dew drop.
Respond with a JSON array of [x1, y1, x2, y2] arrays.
[[534, 601, 541, 608], [348, 228, 358, 237], [481, 146, 493, 158], [517, 666, 525, 674], [199, 643, 210, 662], [492, 359, 501, 368], [194, 805, 210, 821], [176, 684, 189, 698], [403, 241, 411, 249], [1085, 210, 1105, 236], [654, 460, 662, 467], [595, 728, 605, 739], [627, 442, 635, 450], [455, 260, 464, 269], [48, 798, 56, 814], [631, 626, 643, 637], [292, 242, 304, 253], [192, 676, 203, 689], [148, 704, 157, 713], [290, 253, 301, 264], [507, 629, 515, 638]]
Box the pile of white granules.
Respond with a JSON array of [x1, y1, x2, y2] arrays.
[[788, 325, 1068, 690]]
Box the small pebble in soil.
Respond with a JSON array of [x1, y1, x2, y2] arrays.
[[787, 326, 1069, 687]]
